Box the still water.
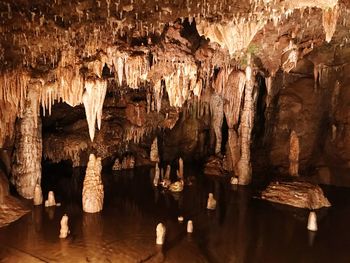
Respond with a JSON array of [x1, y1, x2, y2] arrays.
[[0, 166, 350, 263]]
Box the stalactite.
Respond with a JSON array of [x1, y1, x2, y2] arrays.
[[82, 79, 107, 141], [82, 154, 104, 213], [153, 80, 163, 112], [0, 71, 30, 146], [289, 130, 300, 176], [265, 76, 273, 107], [12, 82, 42, 199], [322, 5, 339, 42], [124, 55, 149, 89], [150, 137, 160, 162], [196, 17, 265, 56]]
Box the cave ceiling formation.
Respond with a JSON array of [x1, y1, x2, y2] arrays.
[[0, 0, 350, 194]]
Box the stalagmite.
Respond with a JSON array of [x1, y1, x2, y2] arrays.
[[322, 5, 339, 43], [45, 191, 56, 207], [153, 162, 160, 186], [307, 211, 318, 231], [82, 154, 104, 213], [150, 137, 160, 162], [289, 130, 300, 176], [82, 79, 107, 142], [59, 214, 70, 238], [33, 184, 43, 205], [12, 83, 42, 199], [165, 165, 171, 180], [156, 223, 166, 245], [210, 93, 224, 155], [207, 193, 217, 210], [178, 158, 184, 179], [237, 54, 255, 185], [230, 177, 239, 185], [187, 220, 193, 233]]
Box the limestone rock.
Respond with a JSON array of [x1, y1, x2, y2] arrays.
[[82, 154, 104, 213], [45, 191, 56, 207], [261, 181, 331, 209], [156, 223, 166, 245]]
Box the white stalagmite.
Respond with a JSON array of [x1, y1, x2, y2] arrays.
[[187, 220, 193, 233], [82, 79, 107, 142], [82, 154, 104, 213], [237, 54, 255, 185], [150, 137, 160, 162], [59, 214, 70, 238], [289, 130, 300, 176], [12, 82, 42, 199], [207, 193, 217, 210], [156, 223, 166, 245], [33, 183, 43, 205], [307, 211, 318, 231], [45, 191, 56, 207]]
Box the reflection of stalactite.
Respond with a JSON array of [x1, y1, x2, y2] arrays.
[[289, 130, 299, 176], [12, 83, 42, 199]]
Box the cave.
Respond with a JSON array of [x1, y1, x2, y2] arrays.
[[1, 0, 350, 262]]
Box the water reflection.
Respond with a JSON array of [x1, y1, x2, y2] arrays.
[[0, 167, 350, 263]]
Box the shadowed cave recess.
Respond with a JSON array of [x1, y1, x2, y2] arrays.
[[1, 0, 350, 262]]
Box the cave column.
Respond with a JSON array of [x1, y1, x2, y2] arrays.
[[210, 93, 224, 155], [237, 55, 255, 185], [12, 82, 42, 199]]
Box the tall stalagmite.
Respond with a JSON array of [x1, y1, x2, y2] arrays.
[[82, 154, 104, 213], [237, 55, 255, 185], [12, 83, 42, 199]]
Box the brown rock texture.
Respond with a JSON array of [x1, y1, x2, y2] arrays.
[[261, 181, 331, 209]]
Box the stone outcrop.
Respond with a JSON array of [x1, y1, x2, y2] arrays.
[[261, 181, 331, 209], [82, 154, 104, 213]]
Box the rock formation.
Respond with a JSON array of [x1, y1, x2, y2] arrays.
[[307, 211, 318, 231], [33, 184, 43, 206], [207, 193, 217, 210], [45, 191, 56, 207], [156, 223, 166, 245], [12, 83, 42, 199], [82, 154, 104, 213], [153, 163, 160, 186], [261, 181, 331, 209], [150, 137, 160, 162], [187, 220, 193, 233], [59, 214, 70, 238]]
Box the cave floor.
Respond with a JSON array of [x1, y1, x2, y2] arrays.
[[0, 167, 350, 263]]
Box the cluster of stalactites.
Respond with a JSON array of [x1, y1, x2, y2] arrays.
[[196, 17, 265, 57], [163, 62, 198, 108], [82, 79, 108, 142], [284, 0, 339, 42], [124, 125, 154, 144], [0, 71, 30, 146]]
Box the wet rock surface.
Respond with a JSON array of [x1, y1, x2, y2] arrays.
[[261, 181, 331, 209]]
